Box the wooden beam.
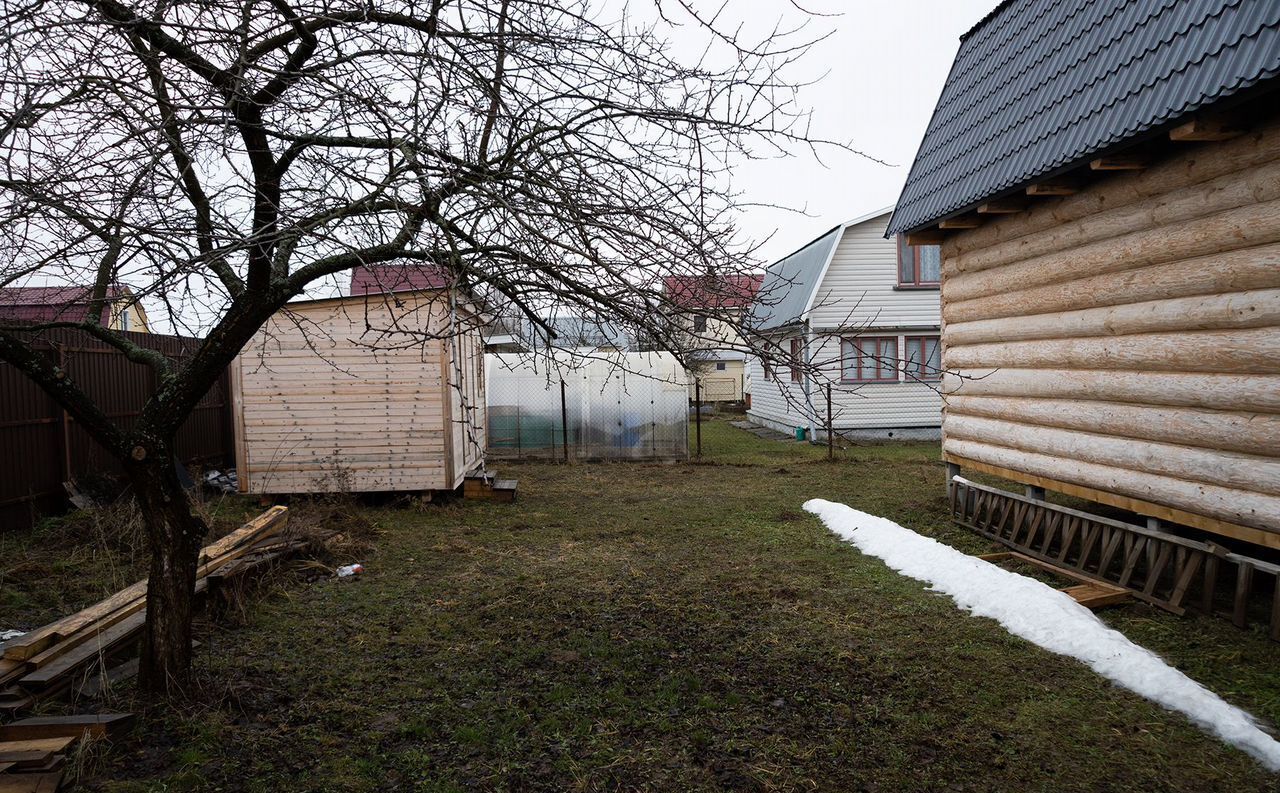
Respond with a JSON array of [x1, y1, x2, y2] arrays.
[[938, 215, 981, 230], [1026, 181, 1076, 196], [1170, 115, 1242, 142], [0, 714, 134, 742], [1090, 156, 1146, 171], [905, 229, 944, 245], [977, 198, 1025, 214]]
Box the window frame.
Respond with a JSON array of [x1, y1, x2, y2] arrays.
[[692, 314, 707, 333], [840, 335, 901, 384], [903, 334, 942, 382], [896, 234, 941, 288], [788, 337, 803, 383]]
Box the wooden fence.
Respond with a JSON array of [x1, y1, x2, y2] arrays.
[[0, 328, 232, 532], [950, 476, 1280, 642]]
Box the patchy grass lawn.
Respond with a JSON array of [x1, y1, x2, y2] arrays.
[[16, 418, 1280, 790]]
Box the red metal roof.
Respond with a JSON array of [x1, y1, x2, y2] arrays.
[[662, 274, 763, 310], [349, 264, 451, 295], [0, 284, 131, 325]]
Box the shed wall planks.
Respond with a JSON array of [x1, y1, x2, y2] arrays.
[[943, 118, 1280, 544], [232, 291, 486, 494]]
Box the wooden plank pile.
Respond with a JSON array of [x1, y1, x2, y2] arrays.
[[0, 715, 135, 791], [0, 715, 134, 792], [0, 507, 291, 713]]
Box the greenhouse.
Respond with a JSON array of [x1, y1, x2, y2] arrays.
[[486, 352, 689, 461]]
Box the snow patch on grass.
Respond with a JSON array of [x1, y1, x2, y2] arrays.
[[803, 497, 1280, 772]]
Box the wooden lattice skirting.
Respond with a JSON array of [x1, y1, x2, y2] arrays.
[[950, 477, 1280, 642]]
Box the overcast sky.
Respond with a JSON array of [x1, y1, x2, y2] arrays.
[[723, 0, 995, 263]]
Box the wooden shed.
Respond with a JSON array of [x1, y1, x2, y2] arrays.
[[889, 0, 1280, 551], [231, 285, 486, 495]]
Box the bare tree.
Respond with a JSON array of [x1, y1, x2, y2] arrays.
[[0, 0, 846, 692]]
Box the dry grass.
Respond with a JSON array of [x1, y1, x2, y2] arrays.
[[62, 418, 1279, 792]]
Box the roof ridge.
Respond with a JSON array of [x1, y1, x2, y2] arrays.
[[903, 10, 1278, 202], [899, 3, 1273, 200], [960, 0, 1029, 43], [890, 0, 1280, 235], [923, 0, 1187, 163], [932, 0, 1156, 138]]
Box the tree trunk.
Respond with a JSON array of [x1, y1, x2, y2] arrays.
[[127, 448, 208, 696]]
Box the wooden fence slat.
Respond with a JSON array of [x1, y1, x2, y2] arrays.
[[1202, 555, 1219, 616], [1271, 574, 1280, 643], [1234, 563, 1255, 629], [1143, 544, 1173, 597], [1119, 537, 1148, 588], [1097, 528, 1124, 577], [1040, 511, 1063, 555], [1078, 523, 1102, 570], [1057, 517, 1080, 564], [1168, 552, 1203, 610]]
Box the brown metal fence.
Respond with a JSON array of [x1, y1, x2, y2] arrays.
[[0, 328, 232, 532]]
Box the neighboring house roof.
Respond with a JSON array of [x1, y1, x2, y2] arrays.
[[887, 0, 1280, 235], [349, 264, 451, 295], [663, 274, 763, 310], [748, 207, 893, 332], [0, 284, 134, 326], [540, 315, 630, 350]]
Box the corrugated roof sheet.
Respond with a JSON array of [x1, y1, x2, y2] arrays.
[[746, 226, 841, 332], [662, 274, 764, 310], [0, 284, 131, 325], [349, 264, 450, 295], [888, 0, 1280, 235]]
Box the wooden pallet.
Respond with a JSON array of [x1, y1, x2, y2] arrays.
[[951, 477, 1280, 641]]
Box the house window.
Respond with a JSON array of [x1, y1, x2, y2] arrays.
[[715, 361, 726, 371], [789, 337, 803, 383], [762, 357, 774, 381], [903, 335, 942, 381], [841, 336, 899, 383], [896, 235, 941, 286], [693, 315, 707, 333]]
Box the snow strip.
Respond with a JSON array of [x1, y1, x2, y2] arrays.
[[803, 498, 1280, 771]]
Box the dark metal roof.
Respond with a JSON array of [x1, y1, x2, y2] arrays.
[[888, 0, 1280, 235], [746, 226, 841, 332]]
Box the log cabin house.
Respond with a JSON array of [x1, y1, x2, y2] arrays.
[[231, 266, 486, 495], [891, 0, 1280, 554]]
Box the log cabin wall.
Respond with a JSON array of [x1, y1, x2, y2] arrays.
[[232, 290, 486, 495], [939, 113, 1280, 550]]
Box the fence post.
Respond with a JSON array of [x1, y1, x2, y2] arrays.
[[56, 345, 73, 481], [694, 378, 702, 459], [560, 378, 569, 463], [826, 384, 833, 461]]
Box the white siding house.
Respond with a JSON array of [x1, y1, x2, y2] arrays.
[[745, 207, 942, 440]]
